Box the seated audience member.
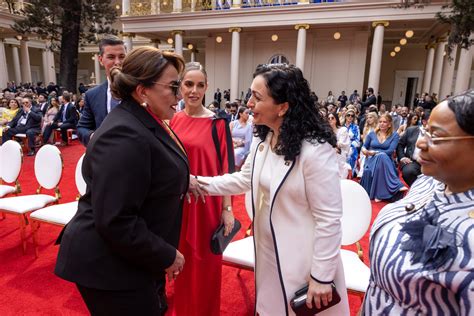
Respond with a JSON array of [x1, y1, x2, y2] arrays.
[[359, 104, 378, 134], [76, 97, 85, 114], [363, 89, 474, 315], [230, 106, 253, 168], [2, 97, 42, 155], [328, 112, 350, 178], [42, 97, 60, 144], [396, 111, 430, 186], [358, 111, 378, 177], [0, 99, 20, 137], [342, 108, 360, 174], [360, 113, 405, 202], [397, 111, 419, 136], [42, 93, 79, 146]]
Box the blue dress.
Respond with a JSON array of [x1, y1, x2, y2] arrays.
[[360, 131, 403, 200], [363, 175, 474, 315], [343, 122, 360, 171]]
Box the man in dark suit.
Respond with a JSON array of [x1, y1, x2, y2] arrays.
[[2, 97, 42, 156], [396, 112, 430, 186], [213, 88, 222, 105], [37, 93, 49, 116], [42, 93, 79, 146], [359, 87, 376, 115], [77, 36, 126, 145]]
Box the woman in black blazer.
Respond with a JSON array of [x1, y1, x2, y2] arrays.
[[55, 47, 188, 316]]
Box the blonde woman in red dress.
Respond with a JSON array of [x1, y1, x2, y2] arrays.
[[170, 62, 235, 316]]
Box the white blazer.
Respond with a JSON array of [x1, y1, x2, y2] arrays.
[[201, 133, 349, 316]]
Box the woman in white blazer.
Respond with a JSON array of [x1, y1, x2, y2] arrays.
[[195, 64, 349, 315]]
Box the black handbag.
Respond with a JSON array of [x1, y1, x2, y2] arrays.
[[210, 219, 242, 254], [289, 282, 341, 316]]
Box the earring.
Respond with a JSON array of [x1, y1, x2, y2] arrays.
[[141, 101, 148, 108]]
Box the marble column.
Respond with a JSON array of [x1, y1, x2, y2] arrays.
[[439, 45, 458, 98], [295, 24, 309, 72], [122, 0, 130, 15], [430, 38, 446, 96], [368, 21, 389, 94], [191, 50, 196, 62], [454, 42, 473, 94], [173, 0, 182, 12], [94, 53, 101, 85], [0, 39, 8, 89], [47, 49, 56, 84], [11, 46, 21, 84], [20, 38, 32, 83], [421, 43, 436, 94], [229, 27, 242, 102], [123, 33, 133, 53], [42, 49, 50, 84], [232, 0, 241, 9], [173, 31, 184, 56]]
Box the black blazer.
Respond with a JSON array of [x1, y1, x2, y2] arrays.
[[8, 107, 42, 130], [77, 81, 108, 145], [54, 103, 79, 125], [396, 126, 421, 162], [55, 99, 190, 290]]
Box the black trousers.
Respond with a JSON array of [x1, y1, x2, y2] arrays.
[[401, 161, 421, 187], [2, 127, 39, 149], [43, 122, 76, 143], [76, 281, 168, 316]]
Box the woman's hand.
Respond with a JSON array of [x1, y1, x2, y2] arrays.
[[165, 249, 185, 281], [306, 278, 333, 310], [188, 175, 206, 203], [221, 208, 235, 236]]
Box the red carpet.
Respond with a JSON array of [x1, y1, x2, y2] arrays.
[[0, 141, 385, 315]]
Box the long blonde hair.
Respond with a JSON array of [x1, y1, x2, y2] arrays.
[[363, 112, 379, 140], [375, 113, 394, 137]]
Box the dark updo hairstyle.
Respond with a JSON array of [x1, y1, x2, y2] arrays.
[[253, 64, 336, 161], [236, 106, 248, 120], [109, 46, 185, 101], [446, 89, 474, 136]]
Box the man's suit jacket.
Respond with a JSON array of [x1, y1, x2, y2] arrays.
[[55, 99, 190, 290], [200, 134, 349, 315], [54, 102, 79, 125], [8, 107, 42, 130], [38, 102, 48, 116], [77, 81, 108, 145], [359, 94, 376, 113], [397, 126, 421, 162]]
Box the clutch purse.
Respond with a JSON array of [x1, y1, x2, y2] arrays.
[[290, 282, 341, 316], [210, 219, 241, 255]]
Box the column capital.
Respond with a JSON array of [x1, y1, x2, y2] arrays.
[[371, 21, 389, 28], [172, 30, 184, 36], [436, 37, 448, 43], [425, 43, 436, 50], [228, 27, 242, 33], [295, 24, 310, 30], [15, 35, 28, 41]]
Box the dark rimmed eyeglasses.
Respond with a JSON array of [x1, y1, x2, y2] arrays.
[[346, 113, 354, 118], [420, 127, 474, 146], [153, 80, 181, 96]]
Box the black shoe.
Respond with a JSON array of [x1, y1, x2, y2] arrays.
[[27, 150, 35, 156]]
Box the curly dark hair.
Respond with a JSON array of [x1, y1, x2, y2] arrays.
[[253, 64, 336, 161], [446, 89, 474, 136]]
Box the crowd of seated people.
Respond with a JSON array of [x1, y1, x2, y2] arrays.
[[0, 81, 85, 154]]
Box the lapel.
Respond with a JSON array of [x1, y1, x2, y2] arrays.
[[121, 100, 189, 168], [98, 81, 108, 117]]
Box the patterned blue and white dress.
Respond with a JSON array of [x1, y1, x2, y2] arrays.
[[363, 175, 474, 315]]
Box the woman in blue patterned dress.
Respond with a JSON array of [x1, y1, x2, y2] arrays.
[[342, 108, 360, 173], [362, 90, 474, 315], [360, 113, 405, 202]]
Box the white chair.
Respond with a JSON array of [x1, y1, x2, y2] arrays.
[[340, 179, 372, 299], [0, 141, 23, 220], [30, 154, 86, 257], [222, 192, 255, 272], [0, 144, 63, 253], [0, 140, 23, 198]]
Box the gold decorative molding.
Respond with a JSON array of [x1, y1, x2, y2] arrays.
[[294, 24, 310, 30], [436, 37, 448, 43], [228, 27, 242, 33], [371, 21, 389, 28], [425, 43, 436, 50], [298, 0, 310, 3]]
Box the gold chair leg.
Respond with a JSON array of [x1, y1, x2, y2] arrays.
[[19, 215, 27, 253], [31, 220, 40, 258]]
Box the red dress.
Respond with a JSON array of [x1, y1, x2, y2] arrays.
[[170, 111, 233, 316]]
